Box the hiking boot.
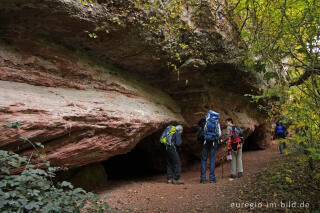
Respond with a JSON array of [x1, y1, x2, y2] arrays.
[[230, 174, 236, 179], [200, 180, 206, 184], [167, 179, 173, 184], [210, 179, 217, 183], [173, 179, 184, 184], [238, 172, 243, 178]]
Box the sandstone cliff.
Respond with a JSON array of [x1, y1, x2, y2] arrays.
[[0, 0, 271, 183]]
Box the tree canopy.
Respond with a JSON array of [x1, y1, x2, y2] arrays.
[[230, 0, 319, 162]]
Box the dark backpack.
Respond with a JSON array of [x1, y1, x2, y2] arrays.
[[197, 118, 206, 144], [204, 110, 220, 142], [229, 126, 243, 152], [197, 126, 205, 144], [231, 126, 243, 140]]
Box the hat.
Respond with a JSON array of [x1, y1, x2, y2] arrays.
[[176, 125, 183, 131]]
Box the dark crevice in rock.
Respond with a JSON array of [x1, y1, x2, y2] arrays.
[[102, 130, 166, 180], [101, 127, 202, 181], [55, 163, 108, 191], [243, 125, 267, 151]]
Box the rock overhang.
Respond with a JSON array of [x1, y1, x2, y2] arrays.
[[0, 0, 271, 171]]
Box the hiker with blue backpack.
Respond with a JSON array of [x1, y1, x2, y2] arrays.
[[198, 110, 221, 184], [225, 118, 244, 179], [275, 121, 287, 154], [160, 125, 184, 184]]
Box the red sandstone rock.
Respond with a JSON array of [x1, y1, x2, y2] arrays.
[[0, 0, 271, 173], [0, 43, 185, 168]]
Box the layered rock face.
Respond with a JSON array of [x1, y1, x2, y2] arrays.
[[0, 0, 271, 178], [0, 42, 184, 168]]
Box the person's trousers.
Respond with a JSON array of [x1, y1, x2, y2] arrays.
[[165, 147, 181, 180], [276, 134, 286, 154], [231, 143, 243, 175], [200, 141, 217, 181], [279, 142, 286, 154]]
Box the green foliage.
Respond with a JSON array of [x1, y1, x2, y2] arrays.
[[230, 0, 320, 76], [0, 150, 94, 212], [305, 147, 320, 161], [0, 122, 20, 129], [263, 72, 277, 81], [85, 31, 98, 39], [0, 123, 114, 213], [85, 197, 112, 213], [234, 0, 320, 162], [275, 83, 319, 157], [248, 81, 320, 162], [0, 149, 116, 212], [78, 0, 93, 6]]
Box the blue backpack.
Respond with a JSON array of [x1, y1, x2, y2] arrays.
[[204, 110, 220, 142], [276, 125, 284, 134]]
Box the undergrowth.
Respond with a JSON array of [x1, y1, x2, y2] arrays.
[[231, 152, 320, 212]]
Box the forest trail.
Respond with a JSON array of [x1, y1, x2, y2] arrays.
[[97, 142, 280, 213]]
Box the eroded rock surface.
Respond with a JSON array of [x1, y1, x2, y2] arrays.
[[0, 42, 184, 168], [0, 0, 271, 175]]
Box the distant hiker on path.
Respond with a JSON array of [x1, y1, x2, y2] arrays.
[[275, 120, 287, 154], [160, 125, 184, 184], [226, 118, 244, 179], [198, 110, 221, 184]]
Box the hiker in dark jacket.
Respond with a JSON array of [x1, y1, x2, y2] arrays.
[[197, 118, 206, 144], [275, 121, 287, 154], [165, 125, 184, 184], [225, 118, 244, 179], [198, 111, 221, 184]]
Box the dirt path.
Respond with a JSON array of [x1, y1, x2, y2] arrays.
[[97, 143, 280, 213]]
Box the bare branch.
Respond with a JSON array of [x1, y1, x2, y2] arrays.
[[239, 3, 249, 33], [290, 65, 320, 86], [228, 0, 241, 12]]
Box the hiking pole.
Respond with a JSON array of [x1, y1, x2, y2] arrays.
[[220, 139, 225, 179], [221, 146, 227, 179], [221, 155, 224, 179]]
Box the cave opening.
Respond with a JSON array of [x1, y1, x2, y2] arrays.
[[56, 125, 269, 190], [102, 130, 167, 180], [243, 125, 266, 151], [102, 124, 270, 180]]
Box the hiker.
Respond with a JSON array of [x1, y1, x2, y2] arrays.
[[225, 118, 244, 179], [198, 110, 221, 184], [160, 125, 184, 184], [275, 120, 287, 154]]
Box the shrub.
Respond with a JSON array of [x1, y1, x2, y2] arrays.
[[0, 150, 110, 213]]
